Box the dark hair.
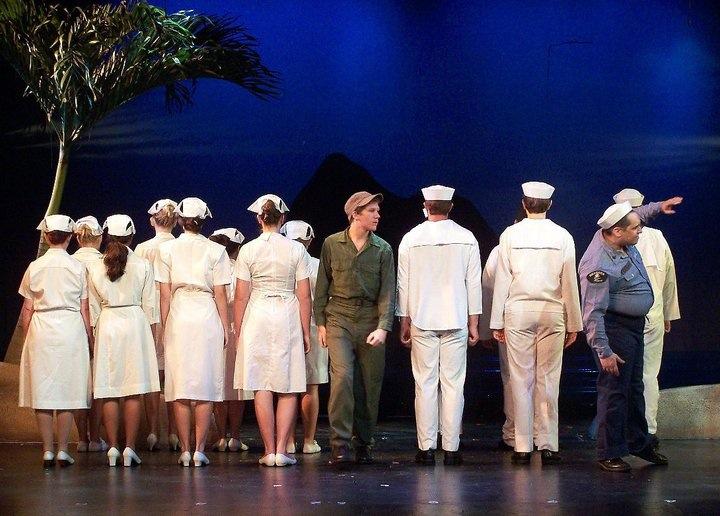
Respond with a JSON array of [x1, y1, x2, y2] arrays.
[[180, 216, 204, 233], [514, 203, 528, 223], [425, 200, 453, 216], [45, 230, 72, 246], [153, 204, 178, 229], [208, 234, 240, 258], [602, 212, 634, 235], [259, 200, 282, 226], [104, 235, 133, 282], [522, 196, 551, 214]]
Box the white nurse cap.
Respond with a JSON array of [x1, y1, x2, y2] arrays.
[[613, 188, 644, 208], [75, 215, 103, 236], [421, 185, 455, 201], [103, 214, 136, 237], [598, 202, 633, 229], [522, 181, 555, 199], [211, 227, 245, 244], [247, 194, 289, 214], [148, 199, 177, 215], [177, 197, 212, 219], [280, 220, 314, 240], [37, 214, 75, 232]]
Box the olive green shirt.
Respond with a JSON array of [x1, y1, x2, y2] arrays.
[[314, 229, 396, 332]]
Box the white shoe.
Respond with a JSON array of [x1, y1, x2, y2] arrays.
[[168, 434, 180, 452], [178, 451, 191, 467], [43, 451, 55, 468], [193, 451, 209, 467], [274, 453, 297, 467], [77, 441, 88, 453], [123, 447, 142, 467], [303, 440, 321, 454], [88, 439, 109, 452], [212, 438, 227, 452], [107, 447, 121, 467], [258, 453, 276, 466], [228, 438, 248, 452], [286, 441, 296, 454], [146, 433, 158, 451], [57, 450, 75, 467]]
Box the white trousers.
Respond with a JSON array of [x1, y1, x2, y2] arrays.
[[505, 311, 565, 453], [498, 342, 515, 445], [410, 325, 468, 452], [643, 315, 665, 435]]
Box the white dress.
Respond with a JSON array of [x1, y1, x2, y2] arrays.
[[155, 232, 232, 402], [223, 258, 254, 401], [234, 232, 309, 393], [72, 247, 103, 327], [303, 255, 328, 385], [135, 233, 175, 370], [88, 249, 160, 398], [18, 249, 90, 409]]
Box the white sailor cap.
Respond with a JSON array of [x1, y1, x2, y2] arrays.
[[177, 197, 212, 219], [148, 199, 177, 215], [211, 227, 245, 244], [421, 185, 455, 201], [37, 214, 75, 232], [613, 188, 644, 208], [75, 215, 103, 236], [103, 214, 136, 237], [280, 220, 315, 240], [521, 181, 555, 199], [248, 194, 289, 214], [597, 202, 633, 229]]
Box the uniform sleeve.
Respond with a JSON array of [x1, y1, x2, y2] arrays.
[[465, 241, 483, 316], [395, 238, 410, 317], [234, 248, 251, 282], [490, 232, 512, 329], [86, 268, 101, 327], [79, 266, 88, 300], [212, 250, 232, 286], [634, 201, 663, 225], [18, 267, 32, 299], [561, 235, 583, 332], [141, 260, 159, 324], [579, 269, 613, 358], [660, 236, 680, 321], [295, 248, 310, 282], [313, 240, 332, 326], [478, 247, 498, 340], [376, 245, 396, 332], [154, 246, 170, 284]]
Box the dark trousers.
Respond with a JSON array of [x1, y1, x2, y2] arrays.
[[593, 312, 651, 460]]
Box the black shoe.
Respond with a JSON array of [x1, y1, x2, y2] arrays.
[[497, 440, 514, 452], [355, 446, 374, 465], [511, 452, 531, 464], [330, 445, 353, 465], [415, 449, 435, 465], [649, 434, 660, 451], [540, 450, 561, 465], [598, 458, 631, 472], [443, 451, 463, 466], [631, 446, 669, 465]]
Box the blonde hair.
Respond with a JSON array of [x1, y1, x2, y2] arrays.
[[75, 225, 102, 247], [152, 204, 178, 229]]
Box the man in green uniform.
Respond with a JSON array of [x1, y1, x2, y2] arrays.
[[314, 191, 396, 464]]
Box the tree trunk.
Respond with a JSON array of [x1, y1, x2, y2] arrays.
[[36, 143, 70, 257]]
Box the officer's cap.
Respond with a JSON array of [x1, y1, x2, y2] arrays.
[[598, 202, 633, 229], [421, 185, 455, 201], [521, 181, 555, 199]]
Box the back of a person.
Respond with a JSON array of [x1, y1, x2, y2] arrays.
[[240, 232, 304, 295], [88, 251, 149, 307], [502, 218, 571, 311], [159, 233, 222, 292], [25, 250, 85, 311], [135, 233, 174, 265]]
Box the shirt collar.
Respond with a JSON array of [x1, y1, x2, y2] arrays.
[[340, 228, 380, 248]]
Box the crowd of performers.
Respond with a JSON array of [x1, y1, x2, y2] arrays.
[[17, 183, 681, 473]]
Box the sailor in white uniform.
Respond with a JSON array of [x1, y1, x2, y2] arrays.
[[88, 215, 160, 467], [134, 199, 178, 451], [234, 195, 312, 467], [613, 189, 680, 446], [490, 182, 583, 465], [209, 227, 251, 453], [397, 185, 482, 466], [281, 220, 328, 455], [19, 215, 94, 468], [155, 197, 232, 468]]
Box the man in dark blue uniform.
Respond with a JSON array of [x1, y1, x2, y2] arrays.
[[579, 196, 682, 472]]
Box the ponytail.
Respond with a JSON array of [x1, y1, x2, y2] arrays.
[[259, 200, 282, 226], [104, 235, 133, 282]]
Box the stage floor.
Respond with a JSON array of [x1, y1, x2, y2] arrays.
[[1, 421, 718, 514]]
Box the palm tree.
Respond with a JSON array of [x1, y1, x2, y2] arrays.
[[0, 0, 279, 255]]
